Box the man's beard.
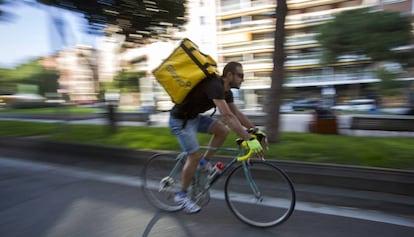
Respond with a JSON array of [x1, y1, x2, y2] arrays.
[[230, 80, 240, 89]]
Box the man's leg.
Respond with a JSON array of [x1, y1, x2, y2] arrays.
[[175, 150, 203, 214], [181, 150, 203, 191], [169, 115, 202, 213], [204, 120, 230, 159]]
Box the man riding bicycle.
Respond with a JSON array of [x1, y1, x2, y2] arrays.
[[169, 61, 265, 214]]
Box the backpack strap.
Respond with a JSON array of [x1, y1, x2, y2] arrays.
[[180, 42, 215, 79], [210, 107, 217, 117]]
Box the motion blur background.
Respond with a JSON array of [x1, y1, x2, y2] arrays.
[[0, 0, 413, 114]]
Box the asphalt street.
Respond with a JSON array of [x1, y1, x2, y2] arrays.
[[1, 156, 413, 237]]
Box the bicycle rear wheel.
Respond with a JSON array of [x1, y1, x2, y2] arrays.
[[142, 153, 184, 212], [224, 160, 295, 228]]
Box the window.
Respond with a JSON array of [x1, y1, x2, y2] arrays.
[[252, 32, 274, 40], [222, 17, 242, 26], [224, 55, 243, 62], [221, 0, 239, 7], [254, 71, 271, 78], [254, 52, 272, 60]]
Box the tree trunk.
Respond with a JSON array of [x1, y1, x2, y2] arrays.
[[265, 0, 288, 143]]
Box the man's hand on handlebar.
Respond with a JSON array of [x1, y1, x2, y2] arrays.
[[245, 138, 264, 158], [246, 138, 262, 152], [247, 128, 269, 150]]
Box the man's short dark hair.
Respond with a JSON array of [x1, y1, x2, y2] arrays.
[[222, 61, 242, 77]]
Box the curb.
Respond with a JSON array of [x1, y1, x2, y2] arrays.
[[0, 137, 413, 215], [0, 112, 152, 122], [0, 113, 102, 120]]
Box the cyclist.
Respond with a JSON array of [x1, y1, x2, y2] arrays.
[[169, 61, 264, 214]]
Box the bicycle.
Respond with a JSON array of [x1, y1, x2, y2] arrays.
[[142, 138, 296, 228]]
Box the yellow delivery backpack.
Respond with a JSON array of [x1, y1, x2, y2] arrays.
[[152, 38, 219, 104]]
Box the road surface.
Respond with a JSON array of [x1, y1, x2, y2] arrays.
[[1, 156, 413, 237]]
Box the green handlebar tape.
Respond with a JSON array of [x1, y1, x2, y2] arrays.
[[246, 139, 263, 153]]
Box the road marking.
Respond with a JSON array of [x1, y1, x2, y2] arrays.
[[1, 157, 413, 228]]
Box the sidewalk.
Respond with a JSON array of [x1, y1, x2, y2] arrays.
[[0, 136, 413, 217]]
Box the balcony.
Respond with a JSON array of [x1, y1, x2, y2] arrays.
[[218, 0, 275, 15], [241, 78, 271, 89], [242, 59, 274, 71], [239, 72, 379, 89], [286, 6, 366, 27], [285, 72, 378, 87], [286, 11, 334, 26], [285, 33, 318, 46], [220, 19, 274, 31], [219, 39, 274, 55]]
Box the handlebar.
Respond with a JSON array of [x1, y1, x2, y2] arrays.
[[236, 145, 254, 162], [236, 139, 259, 162]]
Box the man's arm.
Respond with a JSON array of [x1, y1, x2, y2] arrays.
[[213, 99, 252, 141], [227, 102, 256, 130]]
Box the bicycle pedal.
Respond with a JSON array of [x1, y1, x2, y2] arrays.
[[159, 176, 174, 191]]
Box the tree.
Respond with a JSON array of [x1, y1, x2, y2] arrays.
[[265, 0, 288, 144], [317, 8, 413, 64], [112, 70, 144, 93], [317, 7, 413, 104], [36, 0, 187, 43], [371, 68, 406, 97], [0, 59, 59, 95], [0, 68, 16, 94], [15, 61, 59, 96]]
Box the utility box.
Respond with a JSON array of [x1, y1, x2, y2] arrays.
[[309, 108, 338, 134]]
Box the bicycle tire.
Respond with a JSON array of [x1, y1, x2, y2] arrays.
[[142, 153, 184, 212], [224, 160, 296, 228]]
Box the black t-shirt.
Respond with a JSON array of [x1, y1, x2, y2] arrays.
[[171, 77, 234, 119]]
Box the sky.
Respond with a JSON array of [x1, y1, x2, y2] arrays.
[[0, 1, 98, 69]]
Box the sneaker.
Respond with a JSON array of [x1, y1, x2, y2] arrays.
[[174, 193, 201, 214]]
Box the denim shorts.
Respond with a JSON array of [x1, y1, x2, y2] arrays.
[[169, 114, 218, 154]]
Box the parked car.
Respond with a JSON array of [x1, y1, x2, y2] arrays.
[[332, 99, 376, 111], [290, 98, 321, 111]]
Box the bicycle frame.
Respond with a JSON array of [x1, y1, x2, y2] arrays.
[[143, 140, 296, 228], [166, 144, 261, 200], [208, 155, 263, 202]]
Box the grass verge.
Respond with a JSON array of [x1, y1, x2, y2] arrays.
[[0, 120, 413, 170]]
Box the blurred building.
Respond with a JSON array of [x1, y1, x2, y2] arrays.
[[41, 45, 99, 103], [215, 0, 414, 109], [45, 0, 414, 109]]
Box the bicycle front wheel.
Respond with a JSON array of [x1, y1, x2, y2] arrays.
[[224, 160, 295, 228], [142, 153, 184, 212]]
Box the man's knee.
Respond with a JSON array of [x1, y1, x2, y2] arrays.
[[211, 121, 230, 137], [188, 150, 203, 162]]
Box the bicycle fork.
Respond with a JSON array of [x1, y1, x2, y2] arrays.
[[242, 161, 263, 202]]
